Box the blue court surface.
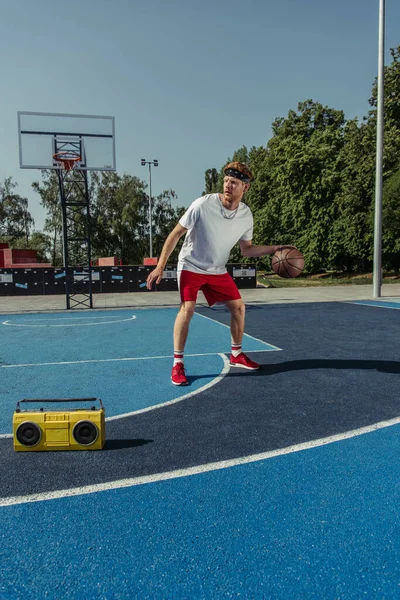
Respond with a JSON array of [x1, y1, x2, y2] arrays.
[[0, 301, 399, 599]]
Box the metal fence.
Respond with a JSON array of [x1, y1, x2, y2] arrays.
[[0, 264, 257, 296]]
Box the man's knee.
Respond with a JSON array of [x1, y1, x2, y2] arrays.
[[178, 301, 196, 321], [227, 299, 245, 318]]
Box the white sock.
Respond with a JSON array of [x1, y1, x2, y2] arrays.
[[173, 351, 184, 366], [231, 344, 242, 358]]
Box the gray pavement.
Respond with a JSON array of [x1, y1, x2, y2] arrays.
[[0, 284, 399, 313]]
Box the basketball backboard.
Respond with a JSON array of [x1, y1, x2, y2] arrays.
[[17, 111, 116, 171]]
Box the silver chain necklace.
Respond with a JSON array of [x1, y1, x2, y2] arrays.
[[218, 195, 239, 220]]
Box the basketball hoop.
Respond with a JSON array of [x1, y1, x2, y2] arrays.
[[53, 151, 81, 171]]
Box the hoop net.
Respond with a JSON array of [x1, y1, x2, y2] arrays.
[[53, 151, 81, 171]]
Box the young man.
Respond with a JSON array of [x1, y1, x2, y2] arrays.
[[146, 161, 295, 386]]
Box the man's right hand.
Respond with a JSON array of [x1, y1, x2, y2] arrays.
[[146, 266, 164, 290]]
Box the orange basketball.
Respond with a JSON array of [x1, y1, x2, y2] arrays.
[[271, 248, 304, 278]]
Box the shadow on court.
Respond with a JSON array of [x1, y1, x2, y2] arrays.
[[185, 358, 400, 384], [104, 438, 154, 450], [232, 358, 400, 375]]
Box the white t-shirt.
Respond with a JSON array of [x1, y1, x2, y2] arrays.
[[178, 193, 253, 274]]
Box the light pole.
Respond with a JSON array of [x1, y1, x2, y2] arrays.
[[373, 0, 385, 297], [141, 158, 158, 258]]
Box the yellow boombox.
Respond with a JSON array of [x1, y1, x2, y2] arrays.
[[13, 398, 105, 452]]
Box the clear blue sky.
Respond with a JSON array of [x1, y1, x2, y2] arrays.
[[1, 0, 399, 231]]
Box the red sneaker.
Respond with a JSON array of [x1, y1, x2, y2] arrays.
[[171, 363, 188, 386], [229, 352, 260, 371]]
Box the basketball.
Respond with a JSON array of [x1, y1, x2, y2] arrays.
[[271, 247, 304, 278]]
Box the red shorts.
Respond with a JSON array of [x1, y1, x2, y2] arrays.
[[178, 270, 241, 306]]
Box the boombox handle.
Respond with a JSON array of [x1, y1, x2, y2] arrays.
[[16, 398, 104, 413]]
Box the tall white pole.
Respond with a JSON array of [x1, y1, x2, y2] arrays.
[[149, 163, 153, 258], [373, 0, 385, 297]]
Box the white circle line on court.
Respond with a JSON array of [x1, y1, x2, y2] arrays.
[[0, 353, 231, 437], [1, 416, 399, 507], [1, 316, 137, 327], [0, 348, 278, 369], [106, 353, 231, 421]]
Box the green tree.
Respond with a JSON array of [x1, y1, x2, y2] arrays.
[[90, 172, 184, 264], [331, 119, 376, 271], [32, 170, 184, 266], [9, 231, 53, 263], [382, 166, 400, 269], [91, 171, 147, 263], [32, 171, 64, 265], [0, 177, 34, 243], [152, 190, 185, 261], [252, 101, 346, 271], [333, 46, 400, 272], [369, 46, 400, 177], [243, 146, 269, 214], [203, 168, 219, 194], [215, 47, 400, 274]]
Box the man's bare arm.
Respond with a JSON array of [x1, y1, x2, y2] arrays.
[[239, 240, 297, 258], [146, 223, 187, 288]]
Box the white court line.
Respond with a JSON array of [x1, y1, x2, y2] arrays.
[[1, 416, 399, 507], [0, 348, 277, 369], [0, 354, 232, 438], [2, 316, 137, 328], [106, 353, 231, 421], [194, 311, 282, 351], [8, 316, 130, 322]]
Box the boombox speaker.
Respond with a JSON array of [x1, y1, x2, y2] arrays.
[[13, 398, 105, 452]]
